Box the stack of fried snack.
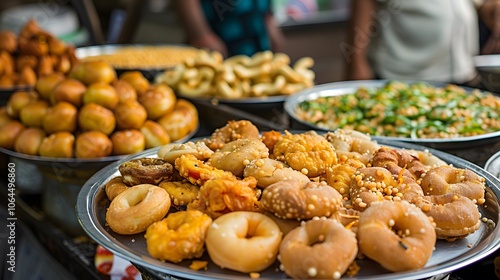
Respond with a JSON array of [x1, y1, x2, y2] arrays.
[[0, 60, 198, 159], [156, 50, 315, 98], [0, 19, 78, 88]]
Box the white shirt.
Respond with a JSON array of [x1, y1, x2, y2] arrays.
[[367, 0, 480, 83]]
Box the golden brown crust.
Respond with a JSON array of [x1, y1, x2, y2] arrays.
[[357, 200, 436, 272], [279, 218, 358, 279], [104, 176, 129, 201], [203, 120, 259, 151], [118, 158, 173, 186]]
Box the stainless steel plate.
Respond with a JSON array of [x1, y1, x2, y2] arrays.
[[284, 80, 500, 166], [485, 151, 500, 179], [76, 137, 500, 280]]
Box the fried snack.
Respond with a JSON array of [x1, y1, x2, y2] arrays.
[[158, 141, 213, 164], [413, 194, 481, 240], [0, 121, 25, 150], [325, 129, 380, 165], [105, 176, 129, 201], [260, 130, 282, 155], [187, 177, 261, 219], [156, 99, 199, 142], [159, 180, 200, 207], [75, 130, 113, 158], [145, 210, 212, 263], [279, 218, 358, 279], [205, 211, 282, 273], [243, 158, 310, 188], [372, 146, 429, 180], [326, 158, 366, 201], [203, 119, 260, 150], [357, 200, 436, 272], [118, 158, 173, 186], [106, 184, 171, 235], [420, 165, 486, 204], [209, 138, 269, 177], [175, 154, 236, 186], [261, 179, 343, 220], [273, 131, 337, 178], [350, 167, 424, 211]]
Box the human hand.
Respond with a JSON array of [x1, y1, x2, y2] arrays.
[[479, 0, 500, 54]]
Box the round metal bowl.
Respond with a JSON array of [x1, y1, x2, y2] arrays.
[[0, 127, 198, 236], [77, 136, 500, 280], [284, 80, 500, 166], [474, 54, 500, 94]]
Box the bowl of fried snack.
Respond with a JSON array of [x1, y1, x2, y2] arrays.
[[285, 80, 500, 166]]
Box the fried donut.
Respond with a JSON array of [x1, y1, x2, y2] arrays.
[[158, 141, 213, 164], [371, 146, 428, 180], [144, 210, 212, 263], [261, 179, 343, 220], [330, 207, 361, 234], [203, 120, 260, 150], [325, 129, 380, 165], [243, 158, 310, 188], [187, 177, 261, 219], [104, 176, 129, 201], [118, 158, 174, 186], [106, 184, 171, 235], [279, 218, 358, 279], [205, 211, 282, 273], [357, 200, 436, 272], [158, 180, 199, 207], [413, 194, 481, 240], [273, 131, 337, 178], [350, 167, 424, 211], [208, 138, 269, 177], [420, 165, 486, 204]]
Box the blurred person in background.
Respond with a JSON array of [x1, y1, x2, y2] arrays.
[[344, 0, 500, 88], [174, 0, 286, 57]]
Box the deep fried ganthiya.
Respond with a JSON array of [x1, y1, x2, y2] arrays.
[[187, 177, 261, 219], [273, 131, 337, 178]]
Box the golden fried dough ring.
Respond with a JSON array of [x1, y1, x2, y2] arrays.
[[279, 218, 358, 279], [118, 158, 173, 186], [350, 167, 424, 211], [144, 210, 212, 263], [420, 165, 486, 204], [203, 120, 260, 150], [372, 146, 429, 180], [106, 184, 171, 235], [158, 141, 214, 165], [325, 129, 379, 165], [413, 194, 481, 240], [104, 176, 129, 201], [261, 179, 343, 220], [243, 158, 310, 188], [357, 200, 436, 272], [205, 211, 282, 273], [209, 138, 269, 177], [273, 131, 337, 178]]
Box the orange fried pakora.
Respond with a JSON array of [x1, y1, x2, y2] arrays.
[[175, 154, 236, 186]]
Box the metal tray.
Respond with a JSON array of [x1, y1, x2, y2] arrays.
[[485, 151, 500, 180], [76, 137, 500, 280], [284, 80, 500, 166]]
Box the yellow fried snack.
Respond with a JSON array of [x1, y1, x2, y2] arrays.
[[273, 131, 337, 178], [159, 180, 200, 207], [145, 210, 212, 263], [188, 177, 261, 219], [175, 154, 236, 186]]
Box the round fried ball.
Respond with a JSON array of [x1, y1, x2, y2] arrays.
[[112, 79, 137, 103], [83, 82, 119, 109], [138, 84, 176, 120], [157, 99, 198, 141], [114, 100, 147, 130], [19, 100, 49, 127], [35, 72, 65, 100], [39, 131, 75, 158], [140, 120, 171, 149], [6, 91, 38, 118], [69, 60, 117, 85], [50, 78, 86, 107], [0, 107, 13, 128], [14, 127, 46, 155], [111, 129, 145, 155], [119, 71, 150, 96], [78, 103, 116, 135], [43, 101, 78, 134], [0, 121, 25, 150], [75, 130, 113, 158]]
